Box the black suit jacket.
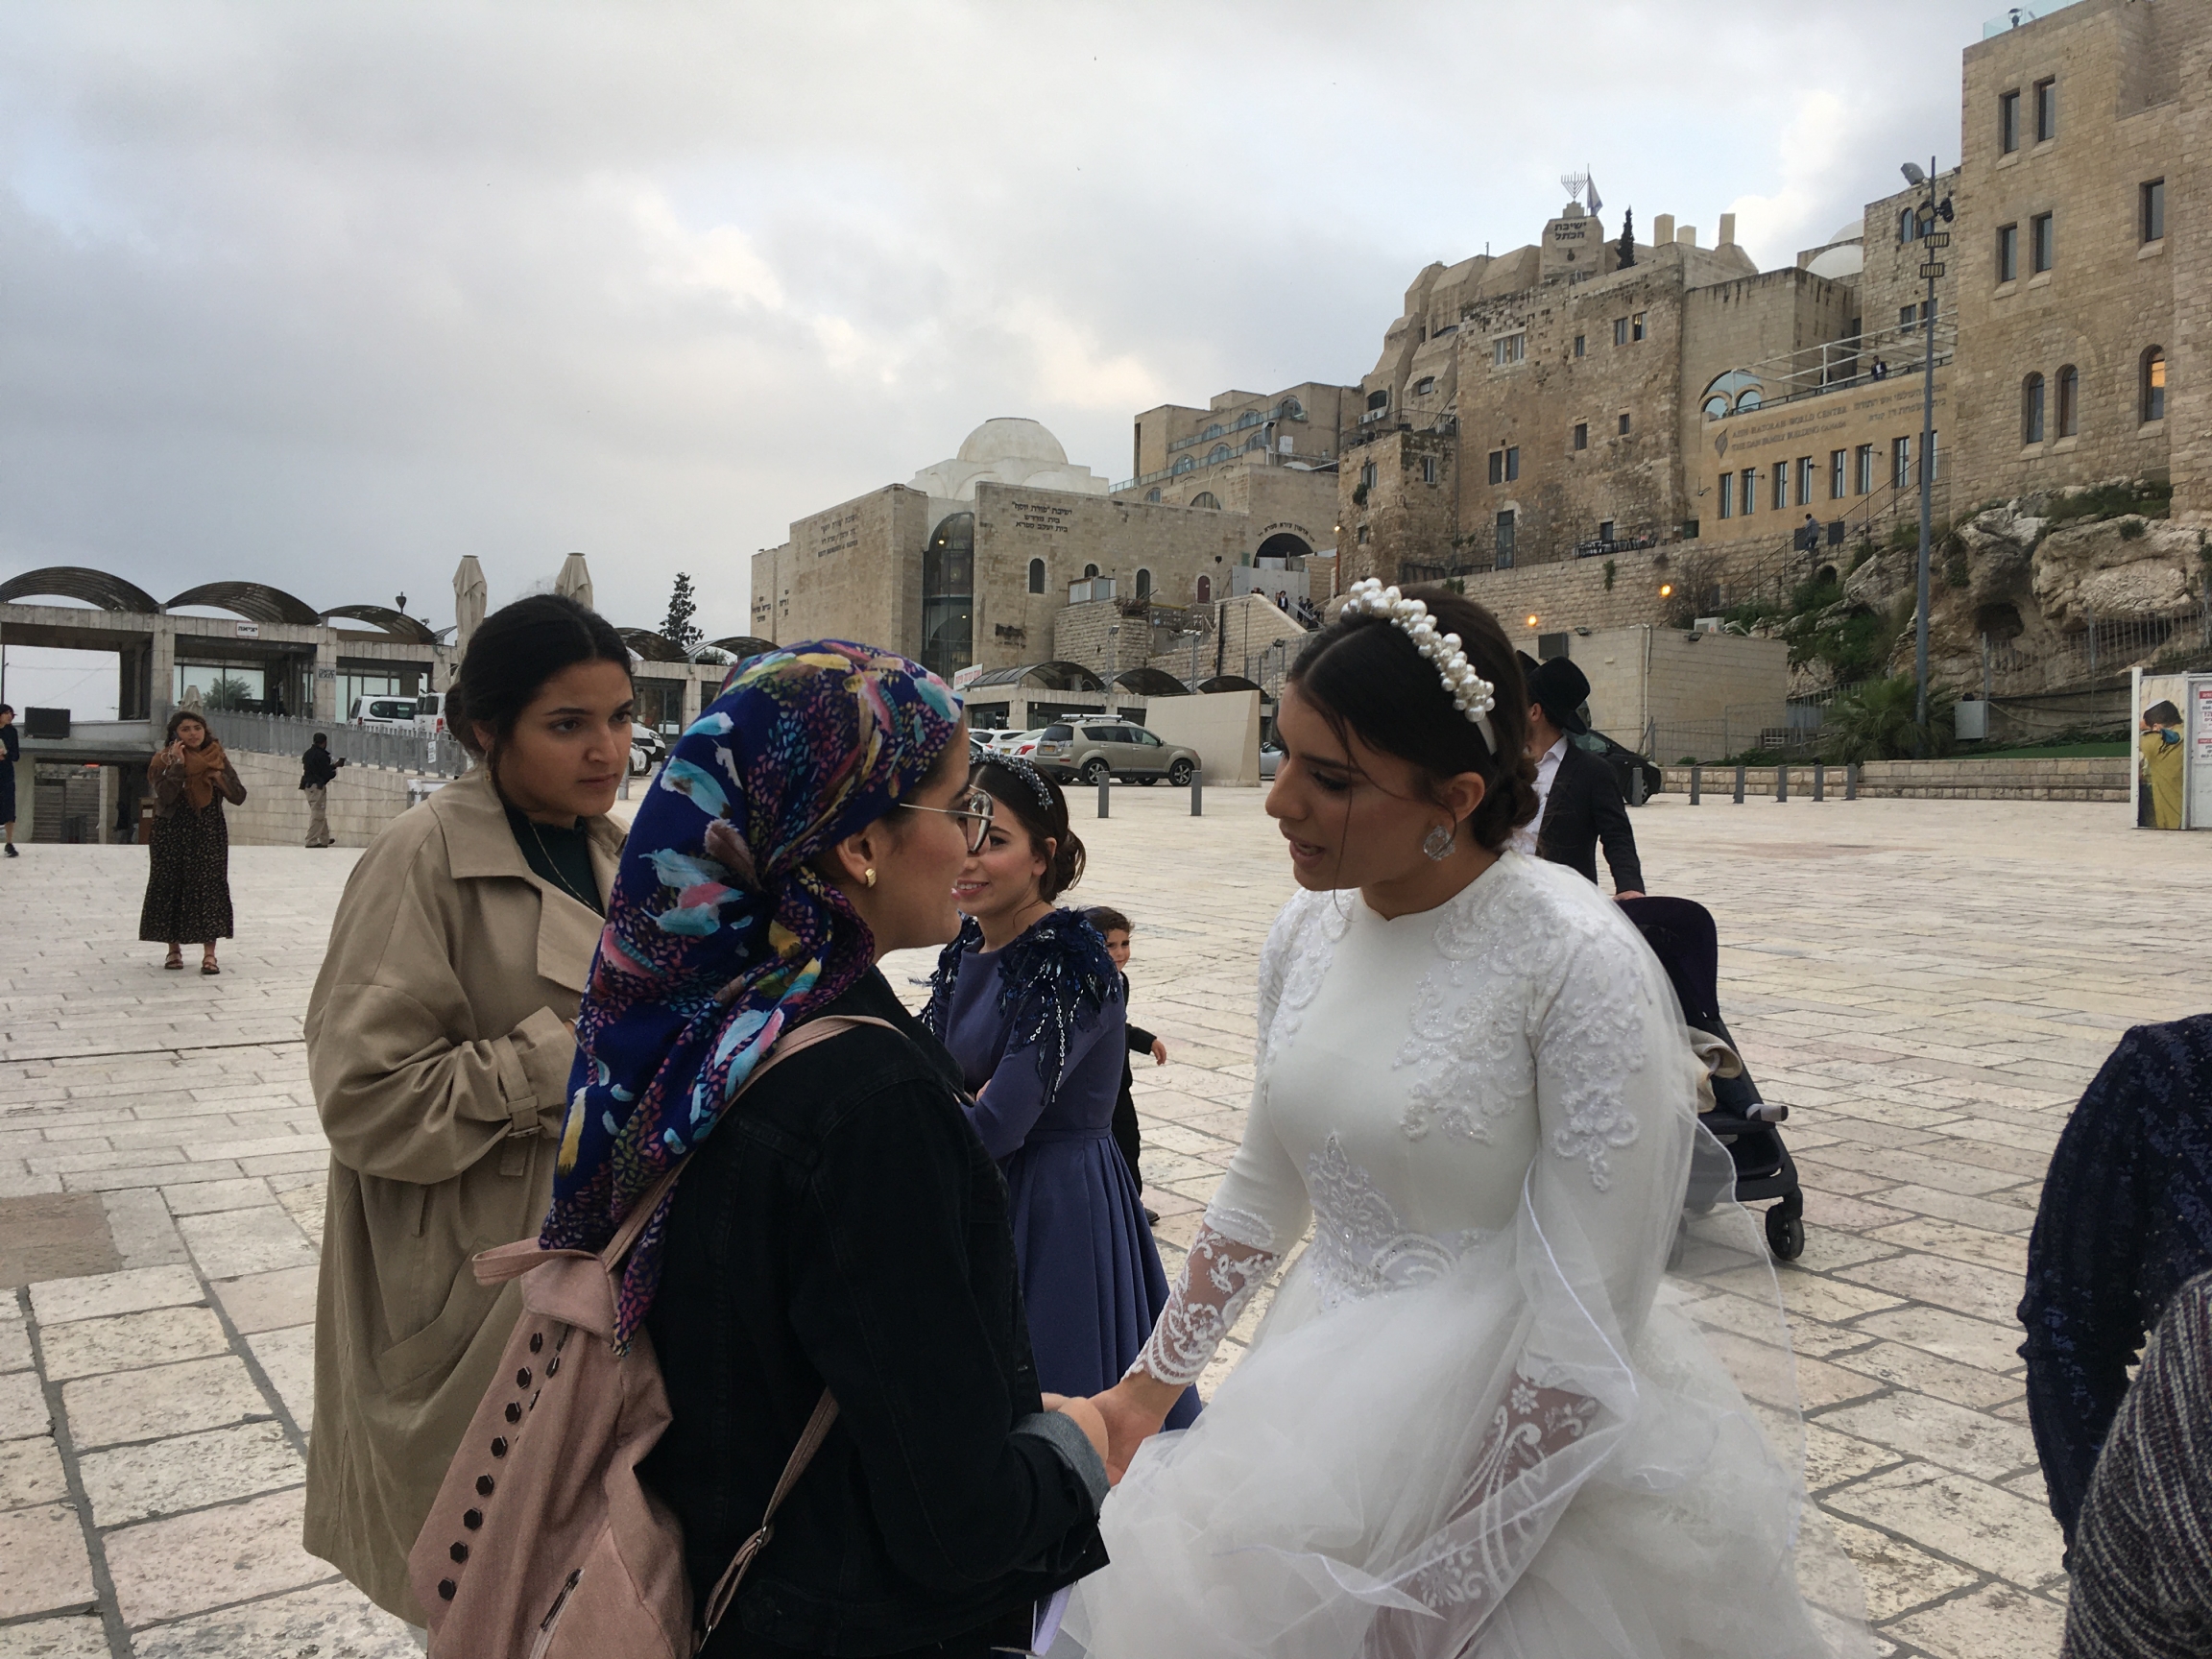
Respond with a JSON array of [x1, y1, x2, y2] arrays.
[[1536, 743, 1646, 894]]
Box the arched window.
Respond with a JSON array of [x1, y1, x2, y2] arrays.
[[1734, 389, 1762, 412], [1366, 389, 1389, 411], [2142, 347, 2166, 422], [1191, 492, 1220, 510], [1083, 563, 1099, 579], [1279, 397, 1305, 421], [2056, 366, 2079, 438], [1699, 370, 1763, 416], [1243, 433, 1266, 452], [1899, 208, 1917, 243], [1135, 568, 1152, 601], [921, 514, 975, 682], [1026, 557, 1046, 594], [2022, 372, 2046, 444], [1203, 423, 1223, 440], [1196, 575, 1213, 603], [1414, 376, 1436, 395], [1144, 487, 1162, 503], [1233, 410, 1260, 429], [1171, 455, 1195, 476], [1208, 444, 1232, 464], [1702, 396, 1730, 421]]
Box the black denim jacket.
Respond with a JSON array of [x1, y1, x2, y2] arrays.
[[642, 968, 1109, 1656]]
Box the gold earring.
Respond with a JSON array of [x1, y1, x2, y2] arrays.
[[862, 868, 877, 887]]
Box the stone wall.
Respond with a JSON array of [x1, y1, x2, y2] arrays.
[[225, 750, 428, 848], [2171, 15, 2212, 523], [1339, 428, 1455, 587], [1657, 755, 2127, 801], [1858, 171, 1963, 358], [750, 484, 930, 660]]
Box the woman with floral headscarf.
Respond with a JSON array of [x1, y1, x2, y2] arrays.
[[545, 642, 1110, 1659]]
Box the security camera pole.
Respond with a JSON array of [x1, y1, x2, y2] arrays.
[[1901, 156, 1950, 748]]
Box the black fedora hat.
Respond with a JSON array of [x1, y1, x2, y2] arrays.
[[1518, 652, 1592, 736]]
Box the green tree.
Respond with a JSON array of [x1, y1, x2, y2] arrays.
[[204, 674, 255, 711], [1820, 673, 1955, 762], [662, 572, 702, 649], [1616, 208, 1636, 270]]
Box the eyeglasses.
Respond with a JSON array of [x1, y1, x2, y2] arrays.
[[902, 786, 996, 853]]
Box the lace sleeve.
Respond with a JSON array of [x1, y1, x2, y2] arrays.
[[1129, 1214, 1284, 1388]]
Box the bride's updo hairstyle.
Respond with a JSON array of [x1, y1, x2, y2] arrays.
[[1284, 583, 1538, 853], [972, 757, 1087, 901]]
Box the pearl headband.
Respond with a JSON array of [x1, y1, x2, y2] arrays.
[[1337, 578, 1498, 754]]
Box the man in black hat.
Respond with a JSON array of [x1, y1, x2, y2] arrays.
[[1515, 654, 1645, 897]]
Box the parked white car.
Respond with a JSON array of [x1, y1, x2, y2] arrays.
[[349, 695, 419, 730], [986, 729, 1044, 756]]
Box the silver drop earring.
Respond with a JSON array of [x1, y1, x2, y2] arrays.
[[1423, 823, 1456, 862]]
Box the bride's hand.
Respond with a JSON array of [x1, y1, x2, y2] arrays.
[[1042, 1392, 1110, 1472], [1092, 1375, 1177, 1484]]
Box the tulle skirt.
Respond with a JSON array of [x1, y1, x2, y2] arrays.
[[1056, 1174, 1870, 1659]]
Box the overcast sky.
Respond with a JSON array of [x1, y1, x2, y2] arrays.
[[2, 0, 2009, 710]]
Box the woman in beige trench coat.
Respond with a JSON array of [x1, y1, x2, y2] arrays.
[[303, 594, 634, 1622]]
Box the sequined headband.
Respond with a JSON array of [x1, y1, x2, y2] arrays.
[[988, 754, 1057, 811], [1338, 579, 1498, 754]]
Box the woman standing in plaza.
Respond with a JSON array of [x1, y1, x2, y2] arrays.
[[138, 708, 246, 974], [1060, 582, 1856, 1658], [302, 593, 632, 1624], [556, 643, 1111, 1657], [925, 757, 1197, 1431]]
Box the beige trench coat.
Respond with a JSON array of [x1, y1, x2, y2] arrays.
[[302, 765, 623, 1621]]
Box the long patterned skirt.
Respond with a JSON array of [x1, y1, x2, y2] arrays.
[[138, 801, 235, 944]]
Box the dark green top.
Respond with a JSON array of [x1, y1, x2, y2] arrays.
[[504, 805, 604, 916]]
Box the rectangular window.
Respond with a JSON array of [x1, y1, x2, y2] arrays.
[[2034, 77, 2056, 142], [1618, 412, 1631, 435], [1574, 334, 1586, 358], [1999, 89, 2020, 154], [1493, 332, 1526, 366], [1718, 476, 1733, 519], [1631, 312, 1647, 342], [1742, 468, 1759, 515], [1901, 304, 1917, 334], [1997, 223, 2019, 283], [1422, 454, 1438, 485], [1573, 421, 1588, 451], [1613, 318, 1629, 347], [1929, 430, 1938, 480], [1773, 462, 1790, 511], [1830, 449, 1847, 500], [1854, 444, 1875, 495], [1495, 511, 1516, 568], [1504, 445, 1520, 482], [1359, 461, 1377, 489], [1598, 519, 1615, 543], [2032, 212, 2054, 273], [1356, 524, 1369, 543], [1488, 450, 1503, 486], [2143, 179, 2165, 243], [1892, 436, 1911, 491], [1796, 456, 1815, 503]]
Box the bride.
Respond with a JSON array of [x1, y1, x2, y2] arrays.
[[1059, 582, 1864, 1659]]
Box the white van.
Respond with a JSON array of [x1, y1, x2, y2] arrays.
[[349, 696, 419, 730], [412, 691, 447, 736]]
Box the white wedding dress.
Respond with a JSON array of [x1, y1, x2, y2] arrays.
[[1056, 853, 1868, 1659]]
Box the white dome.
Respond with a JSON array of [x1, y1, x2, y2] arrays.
[[956, 417, 1069, 469], [1807, 242, 1864, 279], [1826, 221, 1862, 245]]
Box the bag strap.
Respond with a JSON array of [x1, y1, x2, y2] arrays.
[[598, 1014, 902, 1271], [696, 1388, 841, 1644]]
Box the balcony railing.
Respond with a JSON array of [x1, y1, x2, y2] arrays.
[[1113, 445, 1335, 495]]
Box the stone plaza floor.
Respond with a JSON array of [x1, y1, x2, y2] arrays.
[[2, 787, 2207, 1657]]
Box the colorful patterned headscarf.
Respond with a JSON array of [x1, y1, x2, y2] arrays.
[[541, 640, 962, 1348]]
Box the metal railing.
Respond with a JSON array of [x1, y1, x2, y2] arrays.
[[184, 706, 472, 777], [1114, 445, 1335, 494]]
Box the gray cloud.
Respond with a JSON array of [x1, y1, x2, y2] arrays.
[[3, 0, 2000, 653]]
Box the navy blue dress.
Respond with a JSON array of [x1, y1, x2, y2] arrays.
[[926, 911, 1199, 1430]]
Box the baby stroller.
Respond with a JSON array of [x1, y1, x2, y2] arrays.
[[1618, 897, 1807, 1262]]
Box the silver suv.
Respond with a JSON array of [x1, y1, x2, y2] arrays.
[[1030, 720, 1199, 787]]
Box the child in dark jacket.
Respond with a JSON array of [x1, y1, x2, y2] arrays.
[[1086, 906, 1166, 1225]]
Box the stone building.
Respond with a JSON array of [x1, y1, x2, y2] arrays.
[[751, 414, 1331, 688], [1951, 0, 2205, 513]]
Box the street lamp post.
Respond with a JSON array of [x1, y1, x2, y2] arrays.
[[1107, 623, 1120, 718], [1902, 156, 1952, 747]]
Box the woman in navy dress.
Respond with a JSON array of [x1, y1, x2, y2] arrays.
[[925, 757, 1199, 1431]]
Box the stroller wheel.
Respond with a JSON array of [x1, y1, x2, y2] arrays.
[[1765, 1207, 1806, 1262]]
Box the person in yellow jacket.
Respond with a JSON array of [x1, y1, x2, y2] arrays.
[[303, 593, 631, 1623], [2141, 700, 2183, 830]]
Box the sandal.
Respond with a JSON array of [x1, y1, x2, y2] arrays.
[[200, 955, 220, 976], [164, 949, 183, 971]]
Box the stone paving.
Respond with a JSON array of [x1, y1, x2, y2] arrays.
[[1, 789, 2207, 1657]]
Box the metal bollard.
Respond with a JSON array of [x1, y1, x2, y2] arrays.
[[1190, 769, 1204, 816], [1690, 764, 1701, 805], [1846, 762, 1861, 801], [1775, 764, 1789, 803], [1814, 763, 1825, 802], [1733, 764, 1745, 804], [1096, 775, 1110, 819]]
